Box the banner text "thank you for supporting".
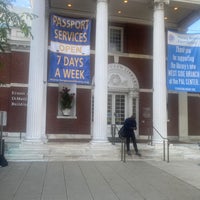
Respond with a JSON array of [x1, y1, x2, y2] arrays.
[[167, 31, 200, 92]]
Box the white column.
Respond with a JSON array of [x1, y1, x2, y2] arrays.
[[92, 0, 108, 142], [179, 93, 188, 139], [153, 1, 168, 142], [25, 0, 47, 142], [128, 91, 134, 117]]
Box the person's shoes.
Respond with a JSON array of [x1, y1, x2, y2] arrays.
[[135, 152, 141, 157], [127, 151, 132, 155]]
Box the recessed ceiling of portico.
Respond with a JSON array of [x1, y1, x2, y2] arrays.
[[48, 0, 200, 30]]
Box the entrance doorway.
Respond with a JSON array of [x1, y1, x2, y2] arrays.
[[107, 93, 138, 136], [107, 63, 139, 137], [91, 63, 139, 138], [107, 93, 127, 125]]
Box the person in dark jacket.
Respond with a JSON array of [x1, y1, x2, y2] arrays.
[[124, 115, 141, 156]]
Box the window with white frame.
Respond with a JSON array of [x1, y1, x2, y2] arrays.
[[107, 93, 126, 125], [132, 98, 137, 118], [109, 26, 123, 53]]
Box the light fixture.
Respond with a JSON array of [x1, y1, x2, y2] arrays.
[[118, 10, 122, 14], [174, 7, 178, 11], [123, 0, 128, 3], [164, 17, 168, 20], [67, 3, 72, 7]]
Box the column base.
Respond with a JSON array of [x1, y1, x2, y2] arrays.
[[151, 138, 164, 145], [91, 138, 109, 144], [24, 137, 48, 144]]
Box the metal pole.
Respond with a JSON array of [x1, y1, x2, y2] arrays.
[[111, 124, 116, 145], [113, 124, 116, 145], [0, 112, 3, 155], [0, 111, 8, 167], [163, 140, 165, 161], [0, 112, 3, 139], [123, 139, 126, 162], [111, 124, 114, 145], [121, 139, 123, 161], [167, 140, 170, 162]]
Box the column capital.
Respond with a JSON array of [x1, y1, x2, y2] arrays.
[[129, 91, 134, 97], [96, 0, 108, 3], [153, 0, 170, 9], [154, 0, 169, 3]]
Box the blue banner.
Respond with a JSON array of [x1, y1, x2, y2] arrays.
[[48, 14, 91, 84], [167, 31, 200, 92]]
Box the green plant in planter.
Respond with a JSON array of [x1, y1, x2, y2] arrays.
[[60, 87, 75, 110]]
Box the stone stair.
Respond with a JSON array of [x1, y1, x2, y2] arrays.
[[4, 139, 200, 162], [4, 140, 122, 161]]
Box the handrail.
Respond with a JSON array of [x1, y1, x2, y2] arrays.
[[111, 123, 170, 163], [153, 126, 165, 140], [111, 124, 117, 145], [152, 126, 170, 163], [111, 124, 126, 162]]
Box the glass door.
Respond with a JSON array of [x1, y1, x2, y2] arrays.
[[107, 93, 126, 136]]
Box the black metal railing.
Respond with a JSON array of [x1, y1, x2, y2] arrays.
[[111, 124, 126, 162], [152, 126, 170, 162], [111, 123, 170, 163]]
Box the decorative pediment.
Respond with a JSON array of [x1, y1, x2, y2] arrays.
[[108, 63, 139, 91]]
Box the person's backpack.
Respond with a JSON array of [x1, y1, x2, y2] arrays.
[[118, 126, 126, 139], [0, 139, 8, 167], [0, 155, 8, 167]]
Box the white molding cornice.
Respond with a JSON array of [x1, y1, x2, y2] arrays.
[[49, 8, 95, 19], [90, 50, 153, 60], [0, 83, 28, 88], [172, 0, 200, 5], [154, 0, 169, 4]]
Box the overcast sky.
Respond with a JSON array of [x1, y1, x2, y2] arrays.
[[187, 19, 200, 33], [12, 0, 31, 8]]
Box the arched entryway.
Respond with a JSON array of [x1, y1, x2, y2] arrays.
[[107, 63, 139, 137], [91, 63, 139, 138]]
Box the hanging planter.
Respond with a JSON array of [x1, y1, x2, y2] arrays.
[[62, 108, 71, 116], [60, 87, 75, 116]]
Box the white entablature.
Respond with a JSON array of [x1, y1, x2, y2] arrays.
[[172, 0, 200, 5]]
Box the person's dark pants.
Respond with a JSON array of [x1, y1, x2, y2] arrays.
[[126, 132, 138, 153]]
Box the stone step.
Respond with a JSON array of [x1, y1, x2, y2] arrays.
[[4, 141, 200, 162], [4, 141, 122, 161], [4, 153, 45, 161]]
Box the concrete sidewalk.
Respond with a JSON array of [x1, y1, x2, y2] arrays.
[[1, 160, 200, 200]]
